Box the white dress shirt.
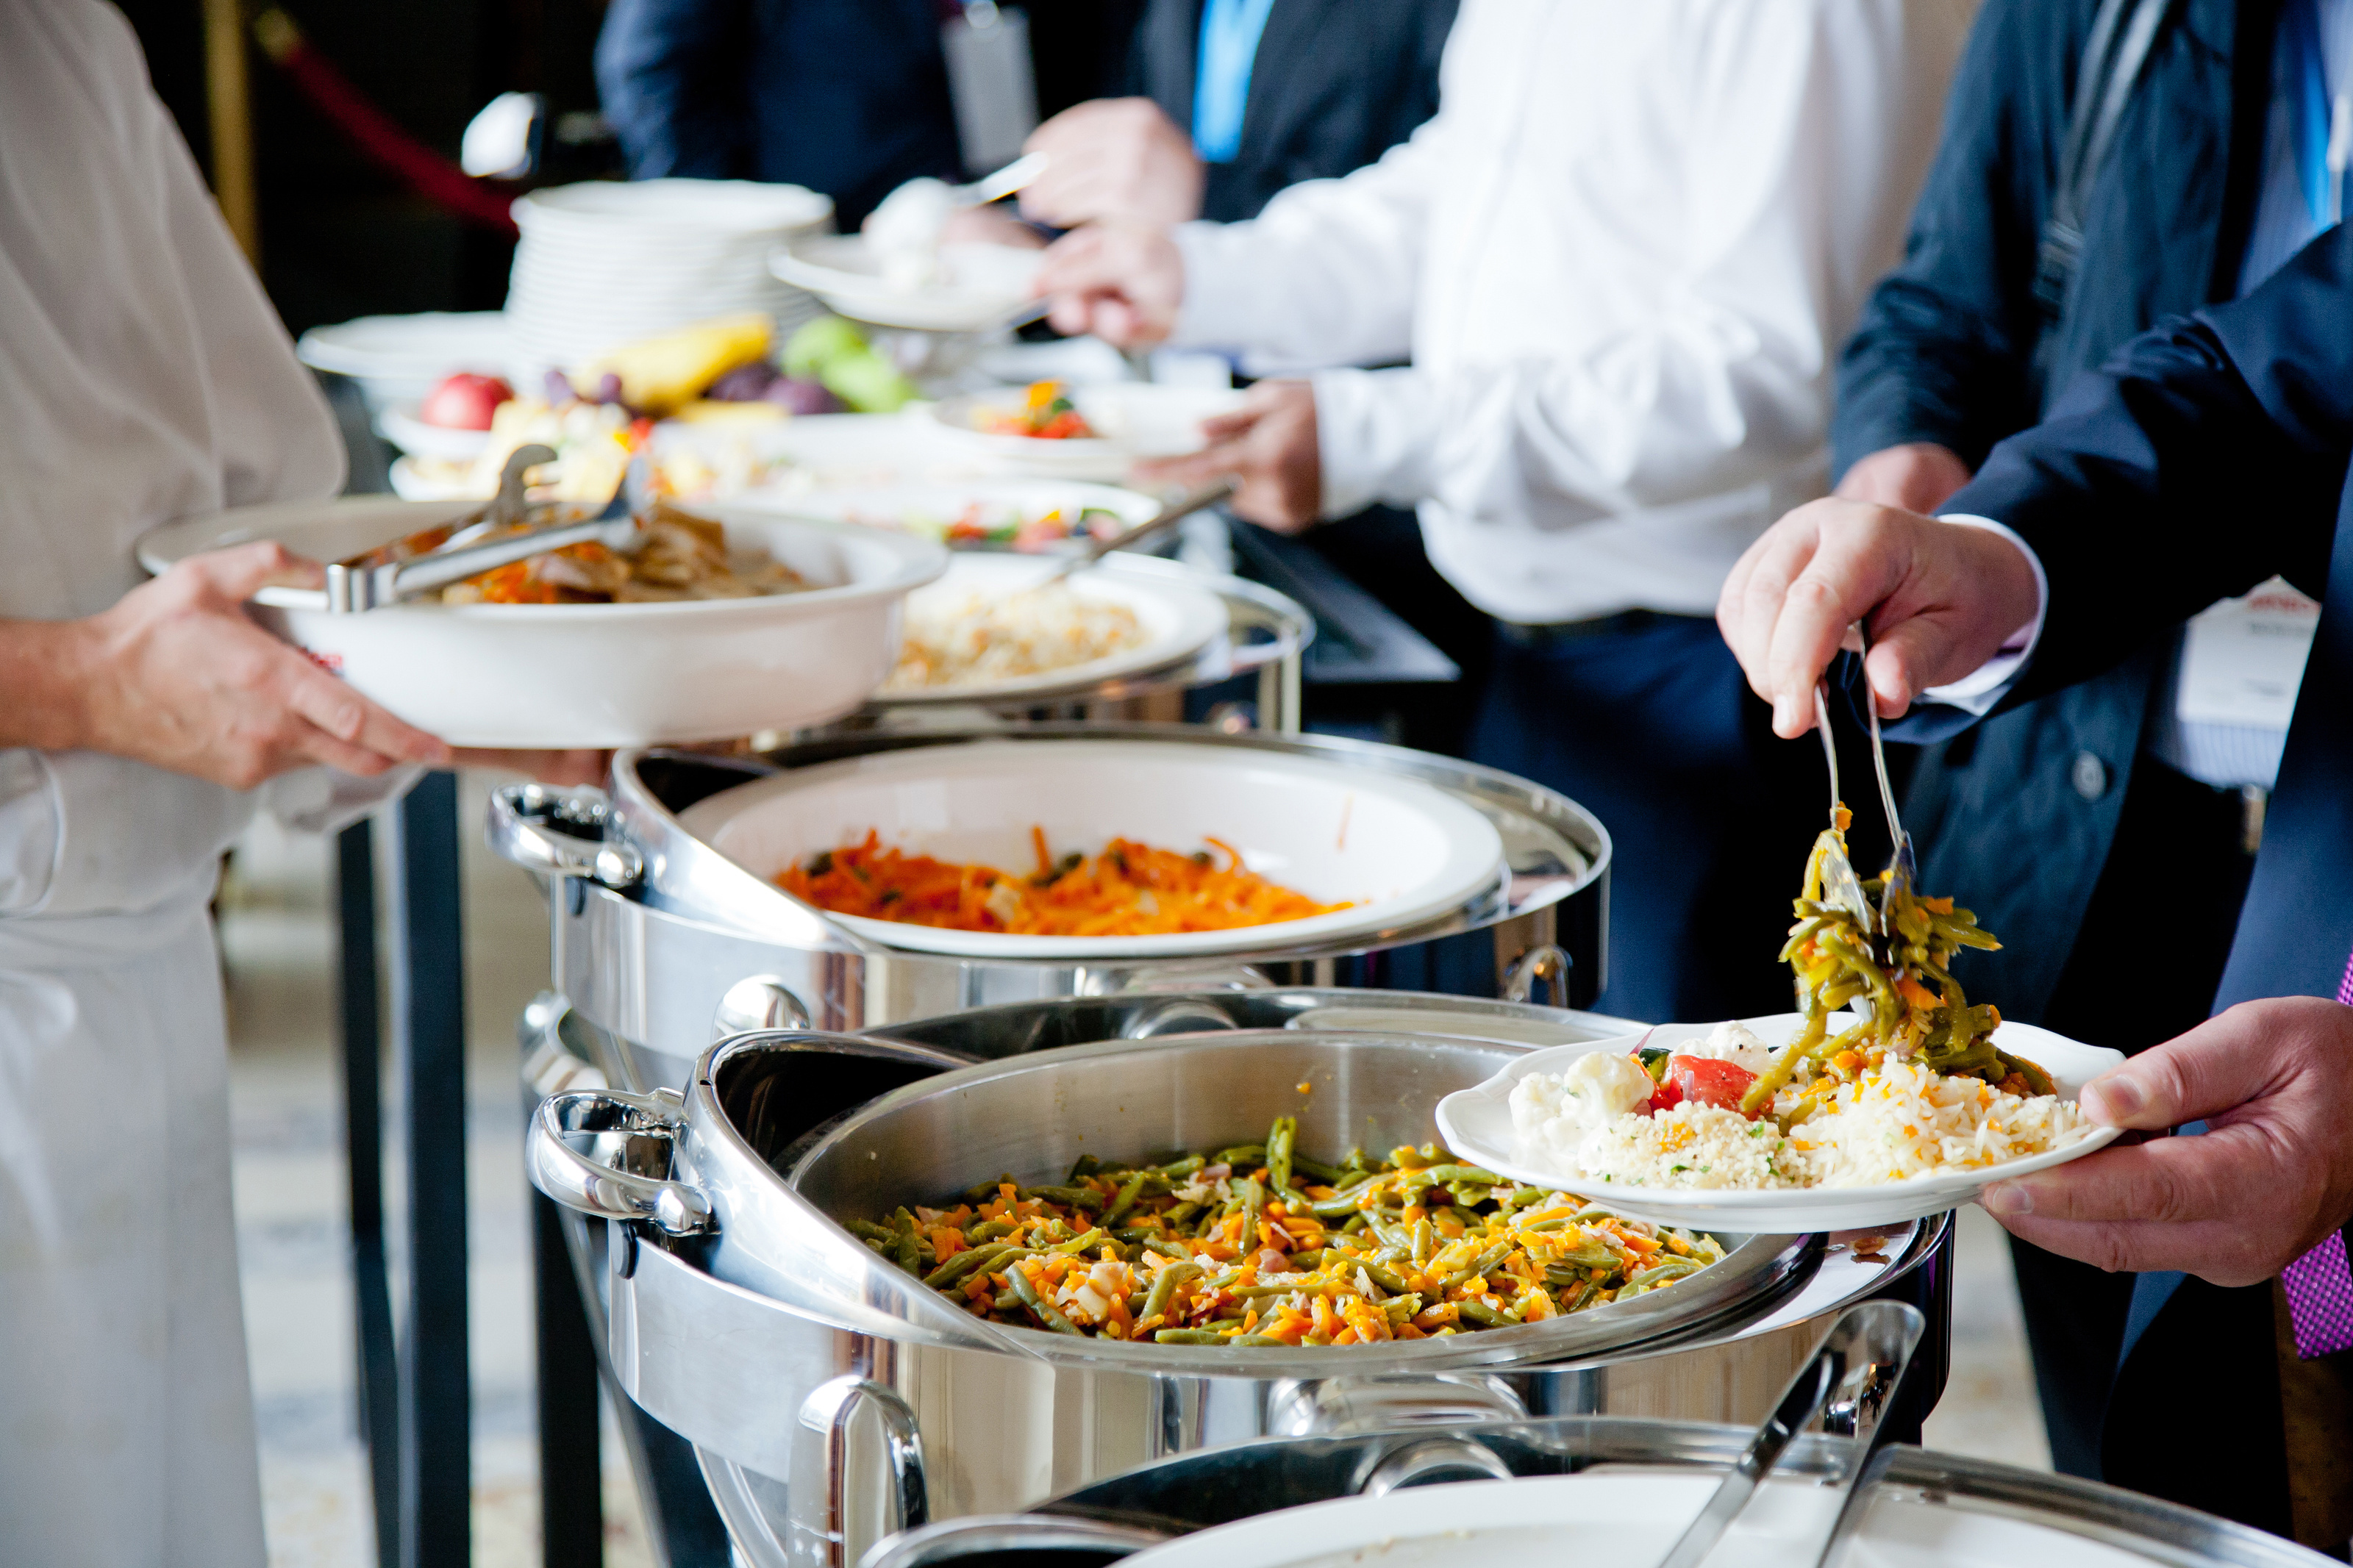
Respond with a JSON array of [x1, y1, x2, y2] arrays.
[[1166, 0, 1971, 624]]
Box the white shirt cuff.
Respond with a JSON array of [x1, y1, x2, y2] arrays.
[[1309, 365, 1440, 520], [1168, 221, 1261, 354], [1915, 514, 2049, 715]]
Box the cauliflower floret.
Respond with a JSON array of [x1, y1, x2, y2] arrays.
[[1690, 1020, 1775, 1075], [1512, 1049, 1656, 1139]]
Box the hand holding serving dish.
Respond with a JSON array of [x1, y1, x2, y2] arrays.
[[136, 494, 944, 748], [1440, 804, 2127, 1231]]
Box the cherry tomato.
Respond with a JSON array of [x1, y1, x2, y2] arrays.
[[1663, 1054, 1759, 1116]]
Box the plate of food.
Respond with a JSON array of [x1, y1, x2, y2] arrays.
[[770, 234, 1042, 332], [743, 477, 1161, 553], [1435, 816, 2126, 1231], [876, 552, 1228, 704], [135, 495, 944, 748], [675, 738, 1510, 959], [930, 381, 1246, 479]]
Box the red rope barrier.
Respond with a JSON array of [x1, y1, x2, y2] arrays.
[[253, 8, 520, 235]]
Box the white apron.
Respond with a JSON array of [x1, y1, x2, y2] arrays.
[[0, 4, 348, 1561]]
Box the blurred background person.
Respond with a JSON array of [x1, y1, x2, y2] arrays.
[[1029, 0, 1971, 1024], [1829, 0, 2327, 1497], [595, 0, 963, 226]]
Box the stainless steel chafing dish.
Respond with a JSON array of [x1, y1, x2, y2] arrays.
[[490, 724, 1609, 1086], [529, 1005, 1950, 1568], [872, 1417, 2330, 1568]]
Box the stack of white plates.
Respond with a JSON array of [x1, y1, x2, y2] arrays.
[[505, 179, 835, 384]]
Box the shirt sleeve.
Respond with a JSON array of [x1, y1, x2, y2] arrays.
[[1167, 109, 1444, 374], [1302, 1, 1940, 523]]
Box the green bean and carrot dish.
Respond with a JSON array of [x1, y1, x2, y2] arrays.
[[849, 1116, 1726, 1345]]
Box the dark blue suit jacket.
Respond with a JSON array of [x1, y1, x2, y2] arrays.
[[1834, 0, 2278, 1026], [1921, 221, 2353, 1526], [1946, 221, 2352, 1006], [595, 0, 963, 229]]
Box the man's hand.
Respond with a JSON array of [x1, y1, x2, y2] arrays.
[[1834, 443, 1974, 515], [68, 542, 452, 790], [1132, 380, 1321, 531], [1032, 223, 1185, 348], [1019, 99, 1204, 230], [1716, 499, 2041, 739], [1981, 999, 2353, 1285]]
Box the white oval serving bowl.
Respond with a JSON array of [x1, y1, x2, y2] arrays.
[[675, 738, 1510, 959], [136, 496, 946, 748], [1435, 1012, 2126, 1231]]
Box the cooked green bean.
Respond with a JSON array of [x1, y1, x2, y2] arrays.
[[1003, 1264, 1085, 1335]]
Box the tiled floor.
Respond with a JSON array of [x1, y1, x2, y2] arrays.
[[216, 772, 2050, 1567]]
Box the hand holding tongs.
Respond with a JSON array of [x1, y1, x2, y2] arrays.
[[324, 446, 646, 612], [1032, 478, 1238, 584], [1654, 1300, 1926, 1568]]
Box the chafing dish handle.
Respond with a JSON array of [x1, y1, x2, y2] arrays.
[[1502, 944, 1573, 1008], [487, 782, 644, 889], [528, 1087, 715, 1237], [794, 1375, 929, 1568]]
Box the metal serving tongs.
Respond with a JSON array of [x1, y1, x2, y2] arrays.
[[1852, 622, 1918, 930], [1031, 477, 1238, 584], [1654, 1300, 1927, 1568], [323, 446, 647, 612], [1812, 681, 1877, 937]]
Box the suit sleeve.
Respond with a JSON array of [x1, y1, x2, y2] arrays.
[[1949, 221, 2353, 706], [1829, 0, 2068, 480]]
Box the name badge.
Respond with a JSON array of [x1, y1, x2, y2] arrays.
[[2177, 576, 2322, 731]]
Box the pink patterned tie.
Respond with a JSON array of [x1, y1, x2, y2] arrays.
[[2279, 942, 2353, 1360]]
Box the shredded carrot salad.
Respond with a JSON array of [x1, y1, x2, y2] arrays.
[[774, 828, 1350, 937]]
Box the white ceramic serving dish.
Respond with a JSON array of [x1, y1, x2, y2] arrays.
[[135, 497, 945, 748], [674, 738, 1510, 959], [1116, 1470, 2180, 1568], [376, 404, 496, 463], [295, 311, 515, 415], [929, 383, 1246, 479], [1435, 1012, 2126, 1231], [770, 235, 1041, 332], [877, 552, 1228, 704]]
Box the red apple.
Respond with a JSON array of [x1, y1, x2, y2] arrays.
[[419, 372, 514, 430]]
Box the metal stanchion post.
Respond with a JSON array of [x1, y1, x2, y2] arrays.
[[385, 771, 471, 1567], [337, 820, 402, 1568]]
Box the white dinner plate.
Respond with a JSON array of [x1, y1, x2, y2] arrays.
[[676, 738, 1510, 959], [874, 552, 1228, 704], [1435, 1013, 2125, 1231], [770, 235, 1041, 331], [376, 404, 496, 463], [728, 476, 1163, 550], [1117, 1471, 2172, 1568], [135, 497, 943, 748], [929, 383, 1246, 479], [294, 311, 515, 413]]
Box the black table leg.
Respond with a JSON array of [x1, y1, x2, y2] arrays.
[[535, 1183, 604, 1567], [385, 771, 472, 1567], [337, 821, 402, 1568]]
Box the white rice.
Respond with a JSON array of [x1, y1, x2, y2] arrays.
[[1510, 1053, 2091, 1192], [882, 584, 1146, 690]]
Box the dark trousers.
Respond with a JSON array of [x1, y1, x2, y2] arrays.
[[1468, 616, 1896, 1024], [2011, 757, 2272, 1516]]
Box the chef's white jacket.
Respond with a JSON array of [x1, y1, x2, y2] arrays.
[[1170, 0, 1971, 625], [0, 5, 355, 1561]]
